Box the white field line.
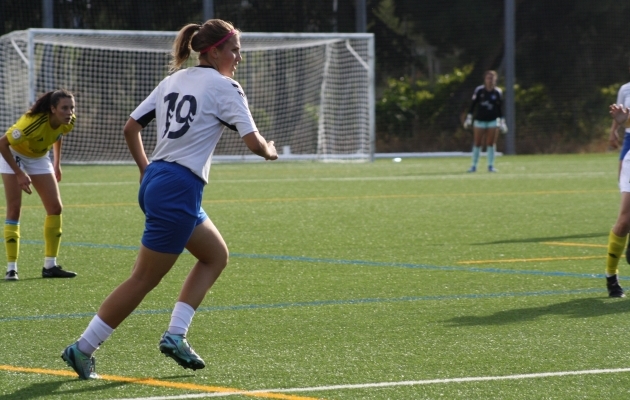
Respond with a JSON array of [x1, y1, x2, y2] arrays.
[[201, 171, 610, 183], [0, 170, 604, 189], [109, 367, 630, 400]]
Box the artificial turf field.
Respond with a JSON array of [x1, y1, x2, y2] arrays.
[[1, 153, 630, 399]]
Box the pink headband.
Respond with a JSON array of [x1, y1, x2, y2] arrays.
[[199, 29, 237, 54]]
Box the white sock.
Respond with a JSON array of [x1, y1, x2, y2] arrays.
[[7, 262, 16, 272], [168, 302, 195, 336], [44, 257, 57, 269], [78, 315, 114, 356]]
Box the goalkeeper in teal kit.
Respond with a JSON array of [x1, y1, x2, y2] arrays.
[[463, 70, 507, 173]]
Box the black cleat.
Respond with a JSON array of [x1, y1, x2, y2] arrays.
[[4, 270, 18, 281], [606, 275, 625, 298], [42, 265, 77, 278]]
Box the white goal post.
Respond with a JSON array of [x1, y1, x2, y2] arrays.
[[0, 28, 375, 163]]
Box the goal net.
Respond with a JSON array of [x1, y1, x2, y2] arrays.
[[0, 29, 374, 163]]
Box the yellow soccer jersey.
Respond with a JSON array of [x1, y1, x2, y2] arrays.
[[6, 113, 75, 158]]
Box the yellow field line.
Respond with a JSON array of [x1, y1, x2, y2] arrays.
[[542, 241, 607, 248], [458, 241, 614, 264], [0, 365, 322, 400], [457, 255, 606, 265]]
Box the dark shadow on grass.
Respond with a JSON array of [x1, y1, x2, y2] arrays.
[[0, 380, 126, 399], [444, 297, 630, 327], [472, 232, 608, 245]]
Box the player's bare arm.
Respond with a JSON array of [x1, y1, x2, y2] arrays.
[[53, 139, 62, 182], [123, 118, 150, 180], [242, 131, 278, 160], [609, 120, 620, 148]]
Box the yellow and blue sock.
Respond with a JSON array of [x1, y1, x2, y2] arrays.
[[4, 220, 19, 271], [44, 214, 62, 260], [606, 230, 627, 277]]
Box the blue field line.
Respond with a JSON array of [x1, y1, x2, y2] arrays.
[[0, 287, 606, 323], [230, 252, 615, 280], [12, 239, 617, 281]]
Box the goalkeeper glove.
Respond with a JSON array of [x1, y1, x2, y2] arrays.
[[498, 118, 508, 134], [463, 114, 473, 129]]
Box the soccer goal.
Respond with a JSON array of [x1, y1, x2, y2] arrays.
[[0, 28, 375, 163]]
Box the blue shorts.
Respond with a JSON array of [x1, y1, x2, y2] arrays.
[[620, 131, 630, 161], [473, 120, 498, 129], [138, 160, 208, 254]]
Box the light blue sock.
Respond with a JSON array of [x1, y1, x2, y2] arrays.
[[487, 145, 495, 167], [472, 146, 480, 167]]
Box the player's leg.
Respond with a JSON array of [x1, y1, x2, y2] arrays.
[[63, 246, 179, 378], [99, 246, 179, 329], [486, 127, 499, 172], [606, 194, 630, 297], [178, 217, 228, 309], [606, 157, 630, 297], [619, 131, 630, 262], [62, 160, 205, 378], [158, 216, 228, 370], [1, 173, 22, 280], [145, 165, 216, 370], [31, 172, 76, 278], [85, 159, 191, 332], [468, 125, 483, 172]]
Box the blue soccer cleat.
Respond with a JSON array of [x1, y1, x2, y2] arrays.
[[159, 331, 205, 370], [61, 342, 97, 379]]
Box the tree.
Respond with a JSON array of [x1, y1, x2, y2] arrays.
[[372, 0, 630, 151]]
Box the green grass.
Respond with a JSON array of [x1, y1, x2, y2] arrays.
[[2, 153, 630, 399]]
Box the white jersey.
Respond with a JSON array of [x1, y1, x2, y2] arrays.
[[130, 65, 257, 183], [617, 82, 630, 134]]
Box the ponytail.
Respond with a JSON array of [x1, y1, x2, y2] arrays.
[[169, 24, 202, 73]]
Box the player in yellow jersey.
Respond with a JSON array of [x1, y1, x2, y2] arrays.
[[0, 89, 78, 280], [604, 103, 630, 297]]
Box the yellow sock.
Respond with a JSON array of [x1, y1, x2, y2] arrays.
[[606, 230, 627, 276], [4, 221, 20, 263], [44, 214, 62, 258]]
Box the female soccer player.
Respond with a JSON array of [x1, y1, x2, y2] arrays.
[[62, 19, 278, 379], [609, 77, 630, 178], [603, 103, 630, 298], [608, 74, 630, 266], [463, 70, 507, 173], [0, 89, 78, 280]]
